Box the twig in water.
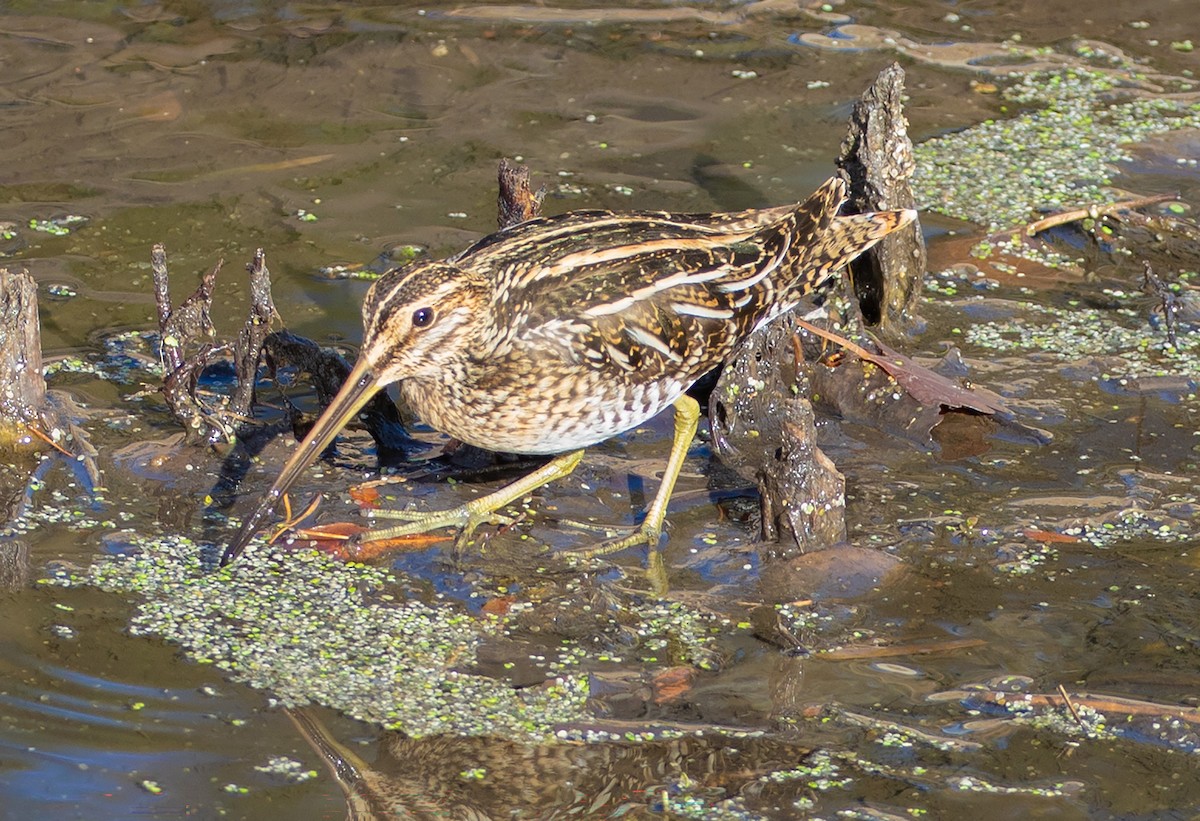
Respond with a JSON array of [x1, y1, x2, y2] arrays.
[[1024, 193, 1178, 236], [1057, 683, 1083, 726]]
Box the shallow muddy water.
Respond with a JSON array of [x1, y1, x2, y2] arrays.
[[2, 1, 1200, 818]]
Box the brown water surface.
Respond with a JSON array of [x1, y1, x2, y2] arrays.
[[3, 1, 1200, 818]]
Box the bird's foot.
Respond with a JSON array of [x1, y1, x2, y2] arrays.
[[356, 449, 587, 555], [567, 521, 665, 558], [558, 518, 639, 537], [363, 501, 516, 551], [562, 524, 669, 595]]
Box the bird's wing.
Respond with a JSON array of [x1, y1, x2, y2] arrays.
[[479, 213, 797, 378], [465, 176, 902, 382]]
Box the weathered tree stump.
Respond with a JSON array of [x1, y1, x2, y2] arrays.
[[837, 62, 927, 334], [711, 64, 929, 560], [710, 315, 846, 558], [0, 539, 29, 588], [0, 268, 46, 445], [497, 158, 545, 229], [232, 250, 277, 421], [153, 247, 231, 445], [0, 268, 100, 531]]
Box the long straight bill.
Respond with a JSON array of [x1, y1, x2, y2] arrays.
[[221, 358, 383, 566]]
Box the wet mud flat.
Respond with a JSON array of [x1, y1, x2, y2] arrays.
[[3, 1, 1200, 818]]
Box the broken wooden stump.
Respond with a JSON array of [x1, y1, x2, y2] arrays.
[[837, 62, 927, 335], [152, 247, 229, 446], [497, 157, 545, 229], [709, 63, 928, 559], [709, 64, 1029, 563], [0, 268, 47, 446], [710, 314, 846, 558], [0, 267, 100, 527], [233, 249, 278, 421]]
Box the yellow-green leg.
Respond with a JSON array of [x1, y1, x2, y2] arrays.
[[362, 449, 585, 548], [576, 394, 701, 558], [360, 394, 699, 565]]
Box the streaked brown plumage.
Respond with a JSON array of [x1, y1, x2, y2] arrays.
[[285, 706, 815, 820], [222, 176, 916, 565]]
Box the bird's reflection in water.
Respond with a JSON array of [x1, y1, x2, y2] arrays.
[[287, 708, 813, 820]]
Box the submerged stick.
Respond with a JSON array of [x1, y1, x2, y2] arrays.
[[967, 688, 1200, 727], [1024, 193, 1177, 236]]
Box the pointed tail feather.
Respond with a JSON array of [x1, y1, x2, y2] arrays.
[[794, 176, 849, 234], [829, 208, 917, 262], [793, 207, 917, 294]]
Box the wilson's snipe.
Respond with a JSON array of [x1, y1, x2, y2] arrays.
[[285, 706, 815, 819], [221, 176, 916, 565]]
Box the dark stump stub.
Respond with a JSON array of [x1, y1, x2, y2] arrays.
[[498, 158, 545, 230], [231, 249, 277, 422], [0, 268, 46, 435], [711, 64, 933, 557], [837, 62, 927, 335], [0, 539, 29, 589], [710, 315, 846, 559], [153, 249, 232, 445], [0, 268, 100, 528]]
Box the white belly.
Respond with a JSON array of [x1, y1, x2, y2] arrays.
[[400, 372, 687, 455]]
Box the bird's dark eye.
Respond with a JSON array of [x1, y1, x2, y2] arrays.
[[412, 307, 435, 328]]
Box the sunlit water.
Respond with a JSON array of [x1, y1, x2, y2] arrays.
[[2, 1, 1200, 818]]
